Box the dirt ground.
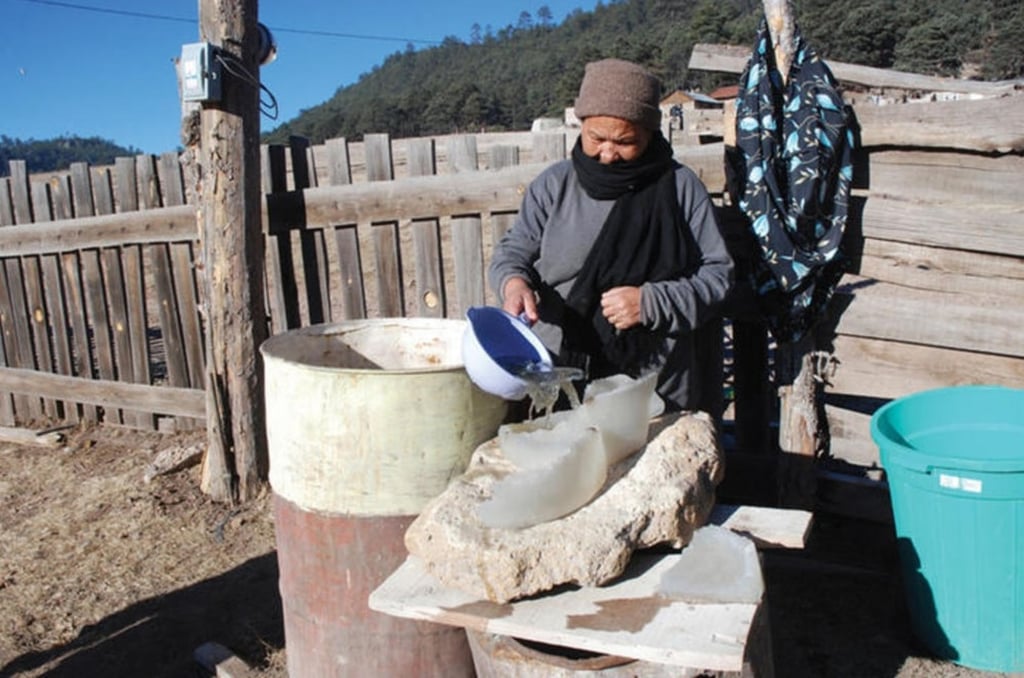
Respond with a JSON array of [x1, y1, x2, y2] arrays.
[[0, 424, 1017, 678]]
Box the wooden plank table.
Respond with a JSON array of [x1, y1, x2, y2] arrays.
[[369, 505, 812, 673]]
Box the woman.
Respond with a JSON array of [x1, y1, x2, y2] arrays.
[[488, 58, 734, 412]]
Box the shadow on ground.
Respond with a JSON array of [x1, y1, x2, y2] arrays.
[[1, 553, 282, 678], [764, 512, 923, 677]]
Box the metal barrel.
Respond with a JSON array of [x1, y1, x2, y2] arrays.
[[261, 319, 508, 677]]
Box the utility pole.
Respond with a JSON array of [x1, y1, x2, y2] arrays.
[[194, 0, 268, 502]]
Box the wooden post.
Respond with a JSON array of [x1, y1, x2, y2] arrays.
[[195, 0, 268, 502], [763, 0, 796, 80], [763, 0, 822, 509]]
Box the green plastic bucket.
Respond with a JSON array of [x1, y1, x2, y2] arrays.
[[871, 385, 1024, 672]]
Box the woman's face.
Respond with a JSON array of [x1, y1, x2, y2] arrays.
[[580, 116, 652, 164]]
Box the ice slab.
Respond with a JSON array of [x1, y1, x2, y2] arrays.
[[657, 525, 764, 604]]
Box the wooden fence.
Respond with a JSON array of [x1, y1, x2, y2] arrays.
[[0, 130, 586, 432], [2, 53, 1022, 515]]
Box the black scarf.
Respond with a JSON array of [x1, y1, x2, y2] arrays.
[[560, 133, 696, 378]]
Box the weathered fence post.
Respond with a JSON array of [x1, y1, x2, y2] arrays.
[[196, 0, 268, 502], [763, 0, 823, 509]]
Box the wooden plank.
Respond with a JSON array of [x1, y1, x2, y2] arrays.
[[20, 254, 57, 417], [826, 335, 1024, 398], [324, 137, 352, 186], [406, 139, 444, 318], [0, 426, 65, 447], [708, 504, 813, 549], [92, 168, 115, 215], [2, 258, 40, 418], [447, 135, 478, 174], [263, 144, 300, 331], [92, 167, 125, 424], [855, 95, 1024, 153], [290, 136, 328, 325], [411, 219, 445, 318], [81, 248, 118, 422], [102, 247, 136, 423], [856, 196, 1024, 258], [864, 150, 1024, 207], [149, 245, 189, 388], [113, 156, 154, 428], [120, 244, 153, 428], [0, 262, 22, 423], [0, 178, 14, 226], [532, 132, 566, 164], [332, 225, 366, 320], [406, 138, 436, 177], [0, 178, 17, 423], [825, 404, 879, 468], [489, 144, 519, 170], [364, 133, 394, 182], [445, 137, 484, 316], [67, 163, 106, 417], [158, 152, 204, 416], [32, 181, 76, 422], [48, 175, 73, 220], [0, 204, 197, 256], [193, 641, 257, 678], [60, 251, 98, 421], [8, 160, 33, 224], [6, 162, 39, 422], [170, 243, 204, 389], [267, 163, 542, 227], [451, 215, 485, 316], [372, 222, 403, 318], [370, 554, 759, 672], [685, 91, 1024, 153], [135, 154, 162, 210], [831, 276, 1024, 358], [0, 365, 204, 418], [851, 238, 1024, 294], [688, 43, 1020, 96], [157, 152, 185, 207], [114, 157, 140, 212]]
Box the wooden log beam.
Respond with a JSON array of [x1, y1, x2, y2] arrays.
[[690, 43, 1023, 96], [687, 95, 1024, 153], [0, 366, 205, 418]]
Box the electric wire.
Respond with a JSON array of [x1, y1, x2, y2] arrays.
[[215, 51, 279, 120], [15, 0, 444, 46]]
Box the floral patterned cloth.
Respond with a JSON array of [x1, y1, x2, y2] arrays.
[[731, 19, 855, 343]]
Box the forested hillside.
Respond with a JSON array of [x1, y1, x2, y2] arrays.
[[263, 0, 1024, 144], [0, 135, 140, 178]]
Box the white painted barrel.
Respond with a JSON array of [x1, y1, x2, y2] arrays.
[[261, 319, 508, 677]]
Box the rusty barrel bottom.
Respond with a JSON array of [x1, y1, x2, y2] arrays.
[[274, 494, 475, 678], [467, 629, 710, 678]]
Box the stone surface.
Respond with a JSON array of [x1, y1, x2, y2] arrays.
[[404, 411, 725, 603]]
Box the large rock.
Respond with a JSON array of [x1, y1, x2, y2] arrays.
[[404, 411, 725, 603]]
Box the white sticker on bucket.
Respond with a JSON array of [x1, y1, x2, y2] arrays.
[[938, 473, 983, 494], [962, 478, 983, 493]]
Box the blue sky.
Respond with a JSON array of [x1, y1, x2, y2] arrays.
[[1, 0, 600, 155]]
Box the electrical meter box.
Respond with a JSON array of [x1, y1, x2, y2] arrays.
[[180, 42, 222, 102]]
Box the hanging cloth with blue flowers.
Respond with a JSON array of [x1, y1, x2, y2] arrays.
[[730, 18, 855, 343]]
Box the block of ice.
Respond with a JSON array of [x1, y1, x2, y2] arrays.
[[477, 425, 606, 530], [656, 525, 764, 604]]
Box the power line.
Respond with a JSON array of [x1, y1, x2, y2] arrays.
[[15, 0, 443, 45]]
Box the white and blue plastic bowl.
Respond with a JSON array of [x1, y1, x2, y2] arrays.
[[462, 306, 552, 400]]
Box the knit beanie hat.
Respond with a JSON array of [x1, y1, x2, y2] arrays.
[[574, 59, 662, 130]]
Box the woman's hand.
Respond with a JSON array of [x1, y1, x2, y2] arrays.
[[601, 286, 642, 330], [502, 276, 539, 324]]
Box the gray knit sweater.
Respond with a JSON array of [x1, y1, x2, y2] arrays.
[[488, 158, 734, 410]]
